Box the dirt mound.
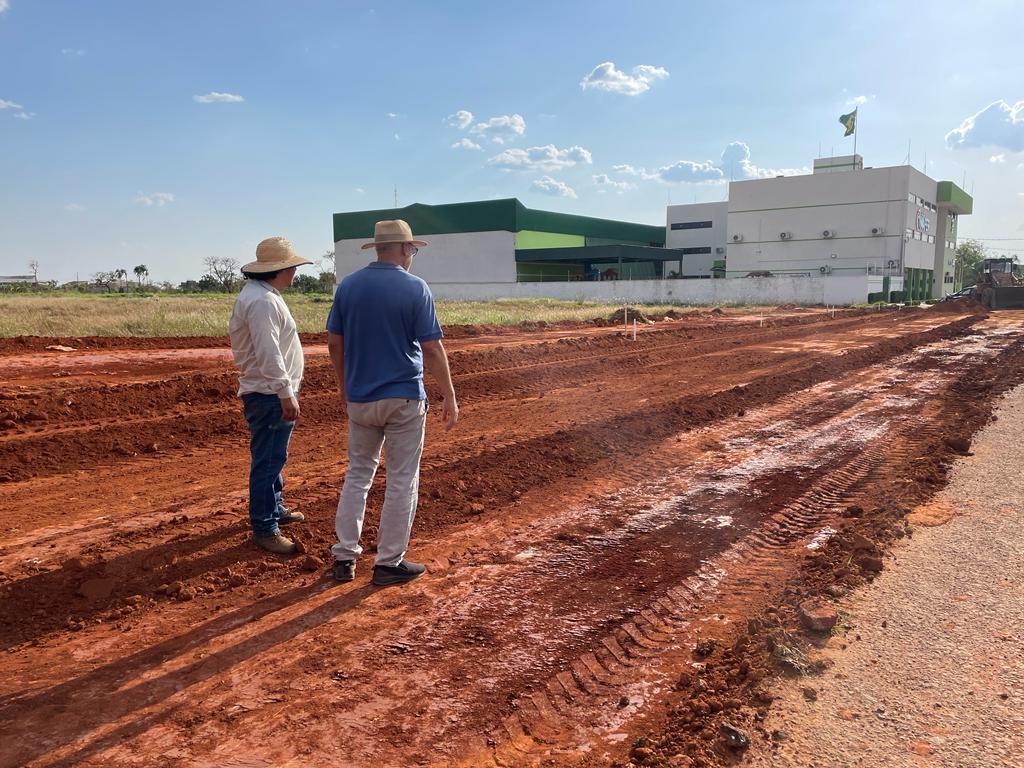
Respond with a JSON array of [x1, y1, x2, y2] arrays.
[[607, 306, 652, 324], [929, 297, 988, 315]]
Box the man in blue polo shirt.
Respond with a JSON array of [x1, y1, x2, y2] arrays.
[[326, 219, 458, 586]]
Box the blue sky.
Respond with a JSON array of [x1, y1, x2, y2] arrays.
[[2, 0, 1023, 284]]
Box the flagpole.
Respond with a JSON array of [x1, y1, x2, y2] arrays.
[[853, 107, 858, 161]]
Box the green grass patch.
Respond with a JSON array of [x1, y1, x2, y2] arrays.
[[0, 294, 695, 337]]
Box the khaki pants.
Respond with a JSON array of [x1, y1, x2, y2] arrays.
[[331, 398, 426, 567]]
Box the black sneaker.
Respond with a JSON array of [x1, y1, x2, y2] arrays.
[[332, 559, 356, 582], [372, 560, 426, 586], [278, 507, 305, 525]]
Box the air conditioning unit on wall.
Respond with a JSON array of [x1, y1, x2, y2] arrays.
[[715, 246, 725, 254], [871, 226, 885, 236], [731, 233, 744, 242], [779, 232, 792, 240], [822, 229, 835, 238], [819, 265, 831, 275]]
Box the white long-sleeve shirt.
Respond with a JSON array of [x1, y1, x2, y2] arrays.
[[229, 279, 304, 399]]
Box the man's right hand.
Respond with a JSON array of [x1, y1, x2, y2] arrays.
[[280, 395, 300, 422], [440, 395, 458, 431]]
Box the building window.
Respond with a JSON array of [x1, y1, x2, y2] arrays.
[[928, 235, 935, 244], [670, 221, 713, 230], [908, 193, 916, 203], [679, 246, 712, 254]]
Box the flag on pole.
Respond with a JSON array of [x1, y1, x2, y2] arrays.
[[839, 108, 857, 137]]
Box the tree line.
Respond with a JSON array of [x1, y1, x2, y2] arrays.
[[5, 251, 338, 294]]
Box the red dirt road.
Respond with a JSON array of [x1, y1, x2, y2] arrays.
[[2, 307, 1023, 767]]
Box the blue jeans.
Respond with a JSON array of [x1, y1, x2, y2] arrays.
[[242, 393, 295, 537]]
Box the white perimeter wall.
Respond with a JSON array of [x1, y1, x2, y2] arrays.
[[427, 275, 873, 306], [335, 230, 516, 284]]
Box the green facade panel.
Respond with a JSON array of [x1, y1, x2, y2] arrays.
[[515, 231, 586, 250], [333, 198, 664, 246], [936, 181, 973, 215]]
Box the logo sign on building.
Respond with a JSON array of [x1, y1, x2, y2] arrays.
[[916, 207, 931, 233]]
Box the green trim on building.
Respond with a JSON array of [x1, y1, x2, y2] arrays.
[[514, 231, 585, 250], [333, 198, 665, 246], [936, 181, 973, 215]]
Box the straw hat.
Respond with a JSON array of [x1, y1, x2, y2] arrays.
[[361, 219, 428, 250], [242, 237, 314, 273]]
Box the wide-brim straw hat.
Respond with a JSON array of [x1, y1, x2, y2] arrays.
[[361, 219, 428, 250], [242, 237, 314, 273]]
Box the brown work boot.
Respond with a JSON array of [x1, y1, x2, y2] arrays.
[[252, 533, 297, 555]]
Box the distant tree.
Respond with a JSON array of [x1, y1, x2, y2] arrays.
[[955, 239, 986, 287], [203, 256, 240, 292], [133, 264, 149, 287], [317, 271, 336, 292], [28, 260, 40, 283], [92, 271, 115, 292], [291, 273, 320, 293], [318, 249, 336, 273], [178, 279, 203, 292], [197, 274, 221, 292]]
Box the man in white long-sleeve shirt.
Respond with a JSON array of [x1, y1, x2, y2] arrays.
[[229, 237, 313, 554]]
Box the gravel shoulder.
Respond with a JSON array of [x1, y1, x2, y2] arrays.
[[746, 383, 1024, 767]]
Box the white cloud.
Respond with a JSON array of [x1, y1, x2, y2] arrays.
[[61, 48, 87, 56], [612, 164, 649, 178], [0, 99, 23, 110], [135, 192, 175, 207], [13, 111, 32, 120], [846, 95, 868, 107], [946, 100, 1024, 152], [991, 154, 1007, 163], [394, 133, 400, 141], [531, 176, 577, 199], [580, 62, 669, 96], [451, 137, 482, 150], [593, 173, 636, 192], [488, 144, 592, 172], [470, 113, 526, 144], [446, 109, 474, 130], [64, 203, 85, 211], [612, 142, 808, 185], [657, 159, 724, 183], [193, 92, 244, 104], [0, 1, 8, 15], [355, 187, 365, 195], [387, 112, 397, 118]]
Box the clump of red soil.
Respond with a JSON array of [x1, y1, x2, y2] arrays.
[[929, 297, 988, 315], [606, 307, 652, 324]]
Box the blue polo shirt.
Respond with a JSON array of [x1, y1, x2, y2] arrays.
[[326, 262, 443, 402]]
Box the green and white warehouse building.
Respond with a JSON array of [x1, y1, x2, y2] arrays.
[[332, 157, 974, 305], [333, 198, 674, 292]]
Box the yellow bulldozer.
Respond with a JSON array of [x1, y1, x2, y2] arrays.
[[972, 258, 1024, 309]]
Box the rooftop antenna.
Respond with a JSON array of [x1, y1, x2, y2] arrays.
[[962, 170, 967, 188], [904, 139, 911, 166], [923, 151, 928, 173], [394, 185, 399, 208]]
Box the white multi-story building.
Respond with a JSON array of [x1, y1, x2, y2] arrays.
[[725, 156, 972, 301], [665, 202, 727, 278]]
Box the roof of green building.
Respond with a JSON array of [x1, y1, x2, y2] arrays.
[[333, 198, 665, 245], [936, 181, 973, 215]]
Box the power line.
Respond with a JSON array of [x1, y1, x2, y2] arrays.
[[960, 236, 1024, 241]]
